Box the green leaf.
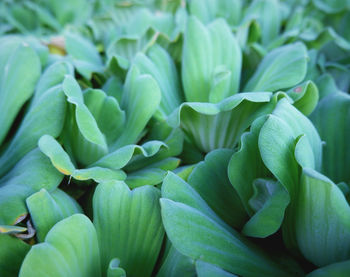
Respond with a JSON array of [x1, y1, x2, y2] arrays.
[[301, 27, 350, 51], [258, 114, 300, 247], [40, 135, 167, 184], [44, 0, 92, 26], [111, 66, 161, 149], [161, 172, 301, 276], [0, 235, 30, 277], [32, 61, 73, 103], [160, 198, 298, 277], [65, 33, 103, 79], [0, 85, 66, 176], [307, 260, 350, 277], [19, 214, 101, 277], [39, 135, 126, 182], [63, 75, 107, 152], [92, 141, 168, 170], [294, 135, 317, 170], [0, 41, 41, 145], [189, 0, 242, 26], [312, 0, 350, 13], [69, 88, 124, 165], [38, 135, 75, 176], [162, 172, 232, 231], [287, 81, 319, 116], [156, 244, 195, 277], [168, 92, 272, 152], [269, 98, 322, 171], [107, 258, 126, 277], [173, 164, 197, 181], [315, 74, 338, 100], [188, 149, 247, 229], [24, 2, 61, 32], [93, 181, 164, 277], [0, 149, 63, 225], [26, 188, 82, 242], [83, 88, 125, 145], [296, 168, 350, 267], [310, 91, 350, 184], [125, 127, 183, 172], [196, 260, 238, 277], [125, 154, 180, 187], [134, 44, 183, 119], [244, 42, 308, 92], [126, 167, 168, 188], [242, 179, 290, 238], [236, 18, 261, 48], [228, 115, 270, 214], [182, 16, 241, 102], [258, 99, 323, 248], [106, 31, 154, 73], [73, 167, 126, 182], [243, 0, 281, 46]]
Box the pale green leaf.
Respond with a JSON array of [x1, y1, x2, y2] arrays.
[[188, 149, 247, 229], [26, 188, 82, 242], [196, 260, 238, 277], [65, 33, 103, 79], [93, 181, 164, 277], [0, 41, 41, 145], [244, 43, 308, 92], [310, 91, 350, 184], [0, 149, 63, 225], [19, 214, 101, 277], [0, 86, 66, 176], [182, 16, 241, 102], [168, 92, 272, 152]]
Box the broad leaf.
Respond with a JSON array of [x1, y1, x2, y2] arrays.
[[161, 172, 300, 276], [287, 81, 319, 116], [196, 260, 238, 277], [0, 40, 41, 145], [182, 16, 241, 102], [188, 149, 247, 229], [0, 149, 63, 225], [307, 259, 350, 277], [167, 92, 272, 152], [295, 168, 350, 267], [111, 66, 161, 149], [32, 61, 73, 103], [244, 43, 308, 92], [0, 235, 30, 277], [228, 115, 270, 214], [0, 86, 66, 176], [134, 44, 183, 119], [242, 179, 290, 238], [19, 214, 101, 277], [62, 75, 107, 152], [26, 188, 82, 242], [65, 33, 103, 79], [93, 181, 164, 277], [243, 0, 281, 46], [160, 198, 299, 277], [189, 0, 241, 26], [156, 244, 195, 277], [38, 135, 126, 182], [310, 91, 350, 184]]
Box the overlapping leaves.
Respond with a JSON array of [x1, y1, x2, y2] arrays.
[[1, 0, 350, 276]]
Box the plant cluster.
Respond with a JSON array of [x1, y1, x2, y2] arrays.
[[1, 0, 350, 276]]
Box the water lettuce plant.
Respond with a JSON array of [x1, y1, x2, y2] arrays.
[[1, 0, 350, 276]]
